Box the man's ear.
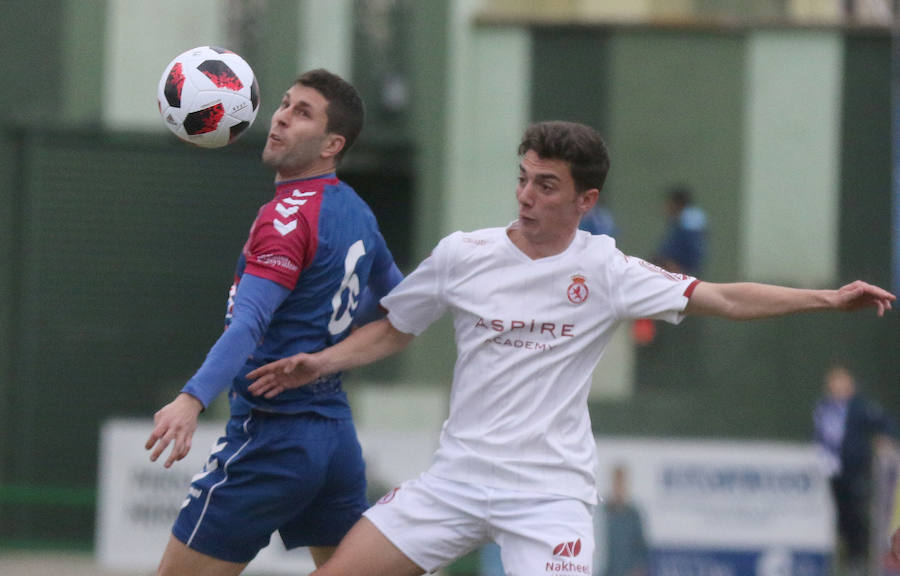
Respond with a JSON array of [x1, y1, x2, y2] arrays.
[[579, 188, 600, 213], [321, 133, 346, 160]]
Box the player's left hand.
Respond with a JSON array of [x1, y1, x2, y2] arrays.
[[247, 353, 321, 399], [834, 280, 895, 316]]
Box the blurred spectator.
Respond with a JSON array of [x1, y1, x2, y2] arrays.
[[594, 464, 648, 576], [653, 184, 707, 277], [579, 190, 617, 238], [813, 363, 899, 576], [635, 184, 707, 346]]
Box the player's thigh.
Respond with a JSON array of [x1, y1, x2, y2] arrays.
[[157, 534, 247, 576], [315, 517, 424, 576], [494, 495, 595, 576], [362, 474, 489, 573], [174, 412, 346, 562], [280, 417, 368, 548]]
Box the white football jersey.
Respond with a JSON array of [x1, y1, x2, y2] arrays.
[[382, 225, 698, 503]]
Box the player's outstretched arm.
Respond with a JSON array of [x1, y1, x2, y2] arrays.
[[145, 393, 204, 469], [247, 317, 415, 399], [685, 280, 895, 320]]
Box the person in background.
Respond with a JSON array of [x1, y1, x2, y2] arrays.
[[595, 464, 648, 576], [637, 184, 707, 345], [579, 189, 617, 238], [814, 363, 899, 576], [653, 184, 706, 277]]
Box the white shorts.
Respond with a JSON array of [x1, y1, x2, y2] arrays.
[[363, 472, 595, 575]]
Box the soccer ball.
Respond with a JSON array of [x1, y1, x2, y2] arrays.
[[157, 46, 260, 148]]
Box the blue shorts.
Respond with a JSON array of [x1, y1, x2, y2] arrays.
[[172, 410, 368, 563]]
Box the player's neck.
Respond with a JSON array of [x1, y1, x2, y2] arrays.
[[507, 223, 576, 260], [275, 162, 336, 183]]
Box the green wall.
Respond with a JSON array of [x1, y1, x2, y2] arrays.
[[532, 26, 745, 280], [606, 29, 745, 281], [742, 31, 843, 285], [839, 32, 893, 287], [0, 0, 67, 533], [61, 0, 106, 123], [530, 27, 611, 133]]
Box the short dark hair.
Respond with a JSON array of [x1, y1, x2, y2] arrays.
[[667, 184, 692, 208], [517, 121, 610, 193], [297, 69, 365, 164]]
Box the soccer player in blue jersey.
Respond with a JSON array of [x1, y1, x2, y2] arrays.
[[144, 68, 402, 576]]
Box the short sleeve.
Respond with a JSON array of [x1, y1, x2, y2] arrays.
[[381, 235, 454, 335], [610, 251, 698, 323]]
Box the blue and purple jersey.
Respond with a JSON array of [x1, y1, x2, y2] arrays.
[[225, 173, 396, 417]]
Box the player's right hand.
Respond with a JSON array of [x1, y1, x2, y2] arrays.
[[246, 353, 320, 399], [145, 393, 204, 468]]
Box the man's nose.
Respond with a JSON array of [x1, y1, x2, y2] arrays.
[[271, 107, 288, 125], [517, 184, 534, 205]]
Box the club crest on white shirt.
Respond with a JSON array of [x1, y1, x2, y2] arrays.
[[567, 274, 589, 304]]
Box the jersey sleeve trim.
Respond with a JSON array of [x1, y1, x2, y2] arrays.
[[683, 279, 701, 298]]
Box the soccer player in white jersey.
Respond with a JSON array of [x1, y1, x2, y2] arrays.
[[247, 121, 895, 576]]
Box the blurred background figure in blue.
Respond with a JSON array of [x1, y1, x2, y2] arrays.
[[653, 184, 707, 276], [813, 362, 899, 576], [478, 542, 505, 576], [594, 464, 648, 576], [579, 189, 617, 238], [635, 184, 707, 347]]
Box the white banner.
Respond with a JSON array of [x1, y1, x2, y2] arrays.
[[95, 418, 436, 574], [595, 437, 836, 576]]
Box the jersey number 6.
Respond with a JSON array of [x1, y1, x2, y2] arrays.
[[327, 239, 366, 335]]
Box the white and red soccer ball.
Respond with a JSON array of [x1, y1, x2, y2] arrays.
[[157, 46, 260, 148]]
